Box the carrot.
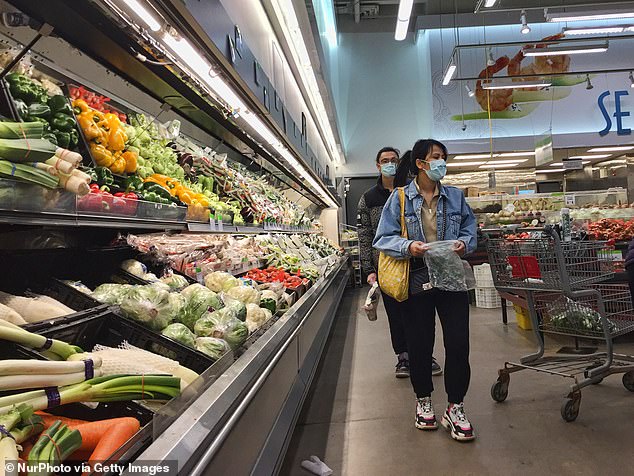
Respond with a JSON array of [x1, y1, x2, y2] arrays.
[[35, 412, 88, 428], [81, 419, 140, 476]]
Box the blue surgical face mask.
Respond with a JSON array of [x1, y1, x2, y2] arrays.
[[424, 159, 446, 182], [380, 163, 397, 177]]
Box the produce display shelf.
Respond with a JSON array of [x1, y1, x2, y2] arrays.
[[0, 210, 187, 230], [186, 222, 318, 234]]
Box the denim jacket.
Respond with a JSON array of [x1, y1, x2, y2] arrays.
[[372, 180, 477, 259]]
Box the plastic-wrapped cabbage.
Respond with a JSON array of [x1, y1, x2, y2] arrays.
[[194, 308, 249, 350], [225, 284, 261, 305], [246, 303, 273, 333], [91, 283, 134, 305], [121, 259, 147, 278], [260, 290, 278, 314], [220, 294, 247, 321], [162, 323, 196, 348], [180, 285, 223, 330], [194, 337, 231, 361], [424, 241, 467, 292], [549, 298, 616, 334], [204, 271, 240, 293], [160, 273, 190, 291], [142, 272, 160, 283], [119, 285, 176, 331]]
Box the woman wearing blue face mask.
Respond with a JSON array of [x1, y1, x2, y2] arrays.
[[373, 139, 477, 442]]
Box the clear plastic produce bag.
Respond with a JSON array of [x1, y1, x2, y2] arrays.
[[363, 283, 381, 321], [423, 241, 468, 292]]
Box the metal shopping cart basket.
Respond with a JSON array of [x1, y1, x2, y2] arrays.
[[486, 226, 634, 422]]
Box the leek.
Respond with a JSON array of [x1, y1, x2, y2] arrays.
[[0, 160, 59, 189], [0, 121, 44, 140], [0, 358, 102, 375], [0, 369, 104, 391], [0, 404, 39, 476], [0, 375, 181, 415], [0, 138, 57, 163], [28, 420, 81, 475], [0, 323, 81, 360]]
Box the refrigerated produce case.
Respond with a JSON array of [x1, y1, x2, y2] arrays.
[[0, 0, 345, 473]]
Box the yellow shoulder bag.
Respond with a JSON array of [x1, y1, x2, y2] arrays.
[[377, 187, 410, 302]]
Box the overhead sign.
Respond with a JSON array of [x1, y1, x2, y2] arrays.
[[563, 159, 583, 170], [535, 130, 554, 167], [598, 90, 631, 136]]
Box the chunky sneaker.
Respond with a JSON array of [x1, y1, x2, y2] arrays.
[[395, 356, 410, 379], [441, 403, 475, 441], [432, 357, 443, 376], [415, 397, 438, 430]]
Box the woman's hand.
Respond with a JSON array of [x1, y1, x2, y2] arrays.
[[409, 241, 429, 257], [367, 273, 377, 285], [453, 240, 466, 257]]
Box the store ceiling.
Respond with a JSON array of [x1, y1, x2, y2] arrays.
[[333, 0, 634, 33]]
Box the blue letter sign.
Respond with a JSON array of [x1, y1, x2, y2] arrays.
[[598, 90, 631, 136]]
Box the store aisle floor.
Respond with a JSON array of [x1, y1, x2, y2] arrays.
[[281, 288, 634, 476]]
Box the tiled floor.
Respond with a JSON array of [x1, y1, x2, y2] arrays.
[[281, 289, 634, 476]]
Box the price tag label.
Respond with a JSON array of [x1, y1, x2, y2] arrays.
[[209, 215, 217, 231], [217, 215, 224, 232], [565, 195, 575, 206]]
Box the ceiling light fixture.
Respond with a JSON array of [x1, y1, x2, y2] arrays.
[[447, 161, 485, 167], [538, 168, 566, 173], [442, 59, 457, 86], [487, 159, 529, 164], [487, 48, 495, 66], [484, 0, 497, 8], [479, 163, 520, 169], [569, 154, 611, 159], [524, 42, 608, 57], [482, 80, 552, 90], [546, 9, 634, 23], [498, 151, 536, 157], [121, 0, 161, 31], [453, 153, 498, 160], [587, 146, 634, 153], [563, 26, 628, 35], [464, 83, 475, 97], [585, 74, 594, 90], [520, 10, 531, 35], [630, 71, 634, 89], [395, 0, 414, 41], [551, 161, 590, 166]]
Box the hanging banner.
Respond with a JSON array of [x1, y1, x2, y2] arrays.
[[535, 130, 554, 167]]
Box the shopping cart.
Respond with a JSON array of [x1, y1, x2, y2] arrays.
[[486, 226, 634, 422]]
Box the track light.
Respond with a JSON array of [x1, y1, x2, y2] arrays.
[[520, 10, 530, 35], [487, 48, 495, 66], [465, 83, 475, 97], [585, 74, 593, 90], [630, 71, 634, 89]]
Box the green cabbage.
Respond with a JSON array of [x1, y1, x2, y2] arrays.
[[221, 297, 247, 322], [162, 323, 196, 348], [91, 283, 134, 305], [194, 337, 231, 360], [194, 308, 249, 350], [180, 285, 223, 330], [160, 273, 190, 291], [118, 285, 181, 331]]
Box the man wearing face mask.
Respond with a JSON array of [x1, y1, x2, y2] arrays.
[[357, 147, 442, 379]]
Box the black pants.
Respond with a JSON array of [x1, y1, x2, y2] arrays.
[[401, 289, 471, 403], [381, 291, 407, 355]]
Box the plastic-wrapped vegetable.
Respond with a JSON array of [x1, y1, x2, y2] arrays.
[[423, 241, 467, 292], [160, 273, 190, 291], [180, 285, 223, 330], [549, 298, 616, 334], [194, 337, 231, 361], [162, 323, 196, 348], [246, 303, 272, 333], [194, 308, 249, 350], [220, 294, 247, 321], [121, 259, 147, 278], [91, 283, 134, 305], [204, 271, 239, 293], [119, 286, 179, 331], [225, 284, 261, 305], [260, 290, 278, 314]]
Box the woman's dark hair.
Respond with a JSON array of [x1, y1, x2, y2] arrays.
[[375, 146, 400, 163], [394, 139, 448, 187]]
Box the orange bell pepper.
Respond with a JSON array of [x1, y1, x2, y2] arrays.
[[122, 150, 138, 174], [109, 151, 126, 174]]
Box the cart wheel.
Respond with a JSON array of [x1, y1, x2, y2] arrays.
[[561, 398, 580, 422], [622, 371, 634, 392], [491, 381, 509, 402]]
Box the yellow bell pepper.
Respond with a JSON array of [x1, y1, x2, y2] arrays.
[[109, 151, 126, 174], [72, 99, 90, 114], [90, 144, 115, 168], [122, 150, 138, 174], [77, 115, 102, 141], [108, 126, 127, 151]]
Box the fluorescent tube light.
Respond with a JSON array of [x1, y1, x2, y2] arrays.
[[587, 146, 634, 152], [122, 0, 161, 31], [551, 161, 590, 166], [546, 9, 634, 22], [569, 154, 611, 159], [479, 163, 519, 169], [482, 80, 552, 90], [498, 151, 536, 157], [487, 159, 529, 164], [564, 26, 627, 35], [538, 168, 565, 173], [442, 62, 457, 86], [524, 42, 608, 56], [447, 161, 485, 167], [395, 0, 414, 41], [453, 154, 498, 160], [484, 0, 497, 7], [162, 33, 211, 74]]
